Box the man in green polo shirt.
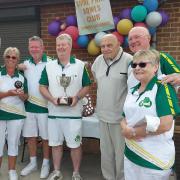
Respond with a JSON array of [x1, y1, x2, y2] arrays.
[[39, 33, 91, 180]]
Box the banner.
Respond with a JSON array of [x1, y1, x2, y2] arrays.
[[75, 0, 115, 35]]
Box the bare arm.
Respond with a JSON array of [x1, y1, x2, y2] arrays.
[[121, 115, 173, 140], [39, 85, 58, 105]]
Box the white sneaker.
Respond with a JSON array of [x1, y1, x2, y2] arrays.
[[47, 170, 63, 180], [20, 162, 37, 176], [40, 163, 50, 179], [72, 172, 83, 180], [9, 170, 18, 180]]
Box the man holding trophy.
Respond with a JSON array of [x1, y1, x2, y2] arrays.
[[39, 33, 91, 180]]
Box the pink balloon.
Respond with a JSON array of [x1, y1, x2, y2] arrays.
[[112, 31, 124, 45], [65, 26, 79, 41], [134, 22, 147, 28]]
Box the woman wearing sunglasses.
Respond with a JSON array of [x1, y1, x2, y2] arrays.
[[121, 49, 180, 180], [0, 47, 28, 180]]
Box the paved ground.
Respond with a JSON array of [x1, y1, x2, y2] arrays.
[[0, 143, 176, 180]]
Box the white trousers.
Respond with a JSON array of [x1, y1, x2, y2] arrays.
[[124, 156, 171, 180], [0, 120, 24, 156]]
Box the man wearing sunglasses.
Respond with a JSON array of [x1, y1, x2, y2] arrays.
[[128, 26, 180, 88], [91, 34, 132, 180]]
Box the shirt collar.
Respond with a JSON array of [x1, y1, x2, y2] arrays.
[[1, 66, 19, 77], [57, 56, 76, 68], [28, 53, 48, 64], [132, 76, 158, 95]]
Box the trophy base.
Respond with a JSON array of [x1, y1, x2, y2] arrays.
[[57, 97, 73, 106]]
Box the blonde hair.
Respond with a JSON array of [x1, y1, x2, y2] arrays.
[[133, 49, 160, 65], [56, 33, 72, 48], [3, 47, 20, 60]]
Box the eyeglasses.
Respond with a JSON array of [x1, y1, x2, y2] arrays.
[[131, 61, 151, 68], [6, 55, 17, 60]]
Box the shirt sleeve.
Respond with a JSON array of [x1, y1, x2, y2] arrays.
[[39, 67, 49, 86], [156, 83, 180, 117], [160, 52, 180, 74], [82, 66, 92, 87]]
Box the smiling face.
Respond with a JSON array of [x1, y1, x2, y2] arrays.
[[4, 48, 20, 69], [28, 40, 44, 62], [128, 27, 151, 53], [132, 50, 159, 84], [100, 34, 120, 60], [56, 34, 72, 62]]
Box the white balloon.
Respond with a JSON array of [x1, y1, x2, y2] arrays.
[[94, 32, 107, 46], [146, 11, 162, 27]]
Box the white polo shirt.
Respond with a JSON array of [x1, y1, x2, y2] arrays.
[[0, 67, 28, 120]]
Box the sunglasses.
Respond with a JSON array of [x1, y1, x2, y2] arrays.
[[131, 61, 151, 69], [6, 55, 17, 60]]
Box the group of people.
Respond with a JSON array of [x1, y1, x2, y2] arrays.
[[0, 26, 179, 180]]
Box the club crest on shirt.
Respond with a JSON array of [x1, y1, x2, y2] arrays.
[[74, 135, 81, 142], [139, 97, 152, 108]]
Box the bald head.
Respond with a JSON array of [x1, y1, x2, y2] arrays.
[[100, 34, 120, 60], [128, 27, 151, 53]]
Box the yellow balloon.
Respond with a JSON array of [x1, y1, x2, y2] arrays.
[[87, 39, 100, 56], [117, 19, 133, 35]]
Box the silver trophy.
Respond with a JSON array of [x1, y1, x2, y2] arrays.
[[56, 74, 73, 105]]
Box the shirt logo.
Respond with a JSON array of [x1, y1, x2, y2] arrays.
[[139, 97, 152, 108], [74, 135, 81, 142]]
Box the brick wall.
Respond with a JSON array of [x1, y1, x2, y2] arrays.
[[41, 0, 180, 154]]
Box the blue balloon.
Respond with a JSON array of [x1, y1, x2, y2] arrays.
[[143, 0, 158, 12], [123, 36, 129, 48], [77, 35, 89, 48], [148, 27, 156, 36]]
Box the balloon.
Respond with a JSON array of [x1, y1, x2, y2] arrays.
[[119, 8, 131, 20], [158, 10, 169, 26], [66, 15, 77, 26], [60, 22, 67, 30], [113, 16, 120, 27], [146, 11, 162, 27], [94, 32, 106, 46], [143, 0, 158, 12], [65, 26, 79, 41], [72, 39, 80, 49], [122, 36, 129, 48], [148, 27, 157, 36], [77, 35, 89, 48], [87, 39, 100, 56], [131, 5, 147, 22], [134, 22, 147, 28], [48, 20, 61, 36], [111, 31, 124, 45], [117, 19, 133, 35]]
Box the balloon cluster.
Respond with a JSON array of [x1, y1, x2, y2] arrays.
[[48, 0, 169, 56]]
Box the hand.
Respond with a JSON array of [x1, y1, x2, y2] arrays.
[[51, 97, 58, 105], [161, 73, 180, 86], [17, 64, 27, 71], [122, 126, 134, 139], [8, 89, 20, 96], [70, 96, 78, 107]]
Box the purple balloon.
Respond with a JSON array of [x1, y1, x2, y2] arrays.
[[158, 10, 169, 26], [48, 20, 61, 36], [119, 8, 131, 20], [113, 16, 120, 28], [66, 15, 77, 26]]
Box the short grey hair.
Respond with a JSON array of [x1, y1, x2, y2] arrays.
[[29, 36, 44, 46], [56, 33, 72, 48], [133, 49, 160, 65], [3, 47, 20, 60]]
